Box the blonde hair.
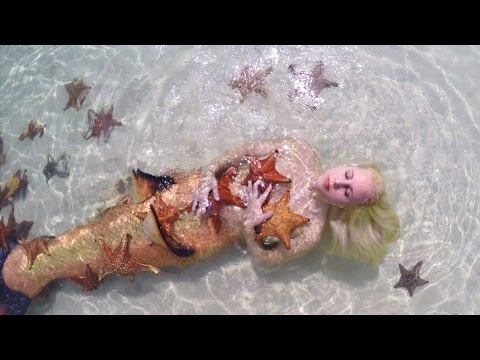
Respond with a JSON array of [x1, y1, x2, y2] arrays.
[[325, 164, 400, 266]]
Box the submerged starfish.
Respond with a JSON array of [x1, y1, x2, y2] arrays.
[[19, 236, 53, 270], [0, 170, 28, 210], [0, 205, 34, 253], [288, 62, 338, 110], [255, 190, 310, 250], [43, 152, 70, 183], [394, 261, 429, 297], [63, 79, 92, 111], [70, 264, 101, 291], [230, 64, 273, 102], [97, 233, 159, 280], [83, 105, 122, 143], [241, 150, 291, 192], [18, 119, 46, 141]]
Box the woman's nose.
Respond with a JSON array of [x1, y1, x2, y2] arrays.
[[333, 181, 349, 190]]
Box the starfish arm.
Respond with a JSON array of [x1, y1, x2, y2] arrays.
[[413, 261, 424, 275], [393, 279, 406, 289]]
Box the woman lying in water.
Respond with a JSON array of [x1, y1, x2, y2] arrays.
[[0, 138, 400, 314]]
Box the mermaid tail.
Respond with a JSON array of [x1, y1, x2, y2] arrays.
[[0, 237, 31, 315]]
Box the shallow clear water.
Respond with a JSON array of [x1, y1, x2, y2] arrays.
[[1, 45, 479, 314]]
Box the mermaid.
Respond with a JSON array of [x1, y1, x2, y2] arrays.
[[0, 137, 399, 314]]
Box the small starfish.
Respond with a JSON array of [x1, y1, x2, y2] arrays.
[[0, 215, 15, 253], [0, 170, 28, 210], [230, 64, 273, 102], [255, 190, 310, 250], [70, 264, 101, 291], [43, 152, 70, 183], [19, 236, 53, 270], [0, 205, 33, 253], [63, 79, 91, 111], [83, 105, 122, 143], [97, 233, 159, 280], [241, 150, 291, 192], [18, 119, 46, 141], [394, 261, 429, 297], [288, 62, 338, 110]]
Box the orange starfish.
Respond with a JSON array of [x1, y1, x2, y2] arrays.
[[97, 233, 159, 280], [0, 216, 15, 253], [63, 79, 91, 111], [217, 167, 246, 208], [70, 264, 101, 291], [0, 205, 33, 253], [255, 190, 310, 250], [241, 150, 291, 192], [19, 236, 53, 269], [147, 198, 195, 257]]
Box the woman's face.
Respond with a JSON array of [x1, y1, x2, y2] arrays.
[[315, 166, 373, 206]]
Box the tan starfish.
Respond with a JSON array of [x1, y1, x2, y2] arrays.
[[230, 64, 273, 102], [19, 119, 46, 141], [63, 79, 91, 111], [19, 236, 53, 270], [255, 190, 310, 250], [97, 233, 159, 280]]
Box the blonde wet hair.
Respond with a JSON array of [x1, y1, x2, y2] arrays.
[[325, 164, 400, 266]]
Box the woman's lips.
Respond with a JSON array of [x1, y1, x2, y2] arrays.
[[325, 176, 330, 191]]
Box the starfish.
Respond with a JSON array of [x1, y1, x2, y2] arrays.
[[394, 261, 429, 297], [230, 64, 273, 102], [0, 215, 15, 253], [255, 190, 310, 250], [83, 105, 122, 143], [70, 264, 101, 291], [0, 205, 33, 253], [146, 198, 195, 257], [43, 152, 70, 183], [63, 79, 92, 111], [18, 119, 46, 141], [203, 167, 246, 234], [0, 170, 28, 210], [217, 167, 246, 208], [97, 233, 159, 280], [241, 150, 291, 192], [19, 236, 53, 270], [288, 62, 338, 110]]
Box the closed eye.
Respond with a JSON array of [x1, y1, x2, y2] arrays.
[[345, 187, 352, 197], [345, 169, 354, 180]]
